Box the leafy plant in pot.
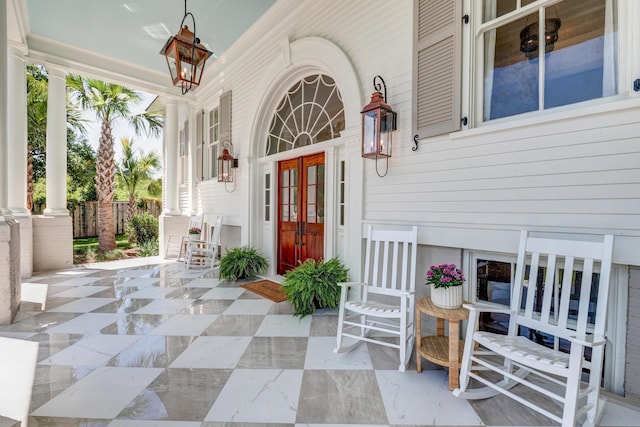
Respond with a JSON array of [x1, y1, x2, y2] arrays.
[[218, 246, 268, 281], [426, 263, 465, 309], [283, 257, 348, 318]]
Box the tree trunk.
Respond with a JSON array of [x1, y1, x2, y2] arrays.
[[27, 150, 34, 212], [96, 120, 116, 252], [127, 195, 137, 224]]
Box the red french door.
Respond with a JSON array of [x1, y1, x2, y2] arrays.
[[277, 152, 325, 274]]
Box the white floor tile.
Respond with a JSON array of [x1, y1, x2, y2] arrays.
[[32, 367, 163, 418], [169, 336, 252, 369], [148, 314, 218, 336], [40, 335, 141, 366], [222, 299, 273, 315], [200, 287, 245, 300], [108, 421, 201, 427], [52, 286, 111, 298], [376, 370, 484, 425], [114, 278, 160, 289], [46, 313, 124, 334], [134, 299, 195, 315], [304, 336, 373, 370], [126, 287, 176, 299], [49, 298, 116, 313], [182, 278, 222, 288], [49, 277, 103, 287], [600, 399, 640, 426], [205, 369, 303, 423], [255, 314, 312, 337]]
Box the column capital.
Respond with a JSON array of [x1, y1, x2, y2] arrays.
[[7, 43, 28, 58], [44, 63, 69, 78]]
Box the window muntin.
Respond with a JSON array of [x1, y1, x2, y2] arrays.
[[266, 74, 345, 155], [179, 121, 188, 185], [264, 173, 271, 222], [479, 0, 617, 122], [339, 160, 345, 226], [207, 108, 219, 180]]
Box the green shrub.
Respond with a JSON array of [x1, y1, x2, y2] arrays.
[[218, 246, 268, 281], [282, 257, 348, 318], [138, 240, 159, 257], [126, 214, 158, 245], [97, 249, 125, 262]]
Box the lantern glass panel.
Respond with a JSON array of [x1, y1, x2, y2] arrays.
[[379, 110, 394, 157], [362, 112, 378, 156]]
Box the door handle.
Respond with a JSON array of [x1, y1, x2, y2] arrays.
[[299, 222, 305, 246]]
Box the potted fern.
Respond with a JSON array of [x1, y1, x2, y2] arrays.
[[282, 257, 348, 318], [218, 246, 268, 281]]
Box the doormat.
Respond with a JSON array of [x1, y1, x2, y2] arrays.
[[240, 280, 288, 303]]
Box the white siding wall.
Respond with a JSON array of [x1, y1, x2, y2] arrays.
[[183, 0, 640, 266], [188, 0, 414, 250], [626, 267, 640, 400]]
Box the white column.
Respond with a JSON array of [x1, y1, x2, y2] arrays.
[[187, 106, 197, 212], [7, 46, 33, 278], [43, 65, 68, 216], [7, 46, 29, 215], [164, 100, 180, 215], [0, 1, 21, 324], [0, 5, 9, 219]]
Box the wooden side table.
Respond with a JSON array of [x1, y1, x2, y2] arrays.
[[415, 296, 469, 390]]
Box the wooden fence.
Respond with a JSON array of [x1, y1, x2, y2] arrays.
[[71, 200, 161, 238]]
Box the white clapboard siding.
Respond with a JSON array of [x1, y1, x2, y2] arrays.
[[627, 267, 640, 399], [191, 0, 414, 236]]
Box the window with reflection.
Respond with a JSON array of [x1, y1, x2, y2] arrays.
[[266, 75, 345, 155], [474, 254, 599, 356], [480, 0, 617, 121]]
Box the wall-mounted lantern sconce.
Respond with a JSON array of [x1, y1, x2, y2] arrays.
[[361, 75, 397, 177], [159, 0, 214, 95], [218, 140, 238, 192]]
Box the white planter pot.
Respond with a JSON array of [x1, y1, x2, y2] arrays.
[[431, 285, 463, 309], [188, 234, 200, 241]]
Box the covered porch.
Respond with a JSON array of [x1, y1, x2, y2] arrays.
[[2, 257, 638, 426]]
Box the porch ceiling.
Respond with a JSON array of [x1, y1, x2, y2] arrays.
[[9, 0, 276, 92]]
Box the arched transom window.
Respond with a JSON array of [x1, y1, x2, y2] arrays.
[[266, 74, 345, 156]]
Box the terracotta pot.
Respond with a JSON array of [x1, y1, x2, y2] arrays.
[[431, 284, 462, 309]]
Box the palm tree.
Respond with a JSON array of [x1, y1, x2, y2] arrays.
[[67, 76, 163, 252], [26, 65, 87, 212], [118, 137, 161, 223]]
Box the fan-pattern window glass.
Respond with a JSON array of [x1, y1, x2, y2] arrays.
[[266, 75, 345, 155]]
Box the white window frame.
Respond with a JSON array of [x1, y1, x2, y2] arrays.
[[468, 0, 622, 127], [206, 107, 219, 180]]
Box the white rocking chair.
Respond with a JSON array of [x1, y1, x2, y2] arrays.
[[334, 225, 418, 371], [0, 337, 39, 427], [165, 213, 203, 260], [454, 230, 614, 427], [185, 216, 223, 269]]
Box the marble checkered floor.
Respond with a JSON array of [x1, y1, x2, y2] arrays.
[[2, 256, 639, 427]]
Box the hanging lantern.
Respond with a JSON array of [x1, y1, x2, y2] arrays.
[[361, 76, 397, 177], [160, 0, 214, 94], [218, 140, 238, 191]]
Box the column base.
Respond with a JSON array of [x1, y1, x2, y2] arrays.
[[15, 215, 33, 279], [0, 219, 21, 325], [42, 208, 69, 216], [33, 215, 72, 272]]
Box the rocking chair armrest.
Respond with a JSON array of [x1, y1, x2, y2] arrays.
[[463, 302, 514, 315], [337, 281, 366, 288], [567, 333, 606, 347]]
